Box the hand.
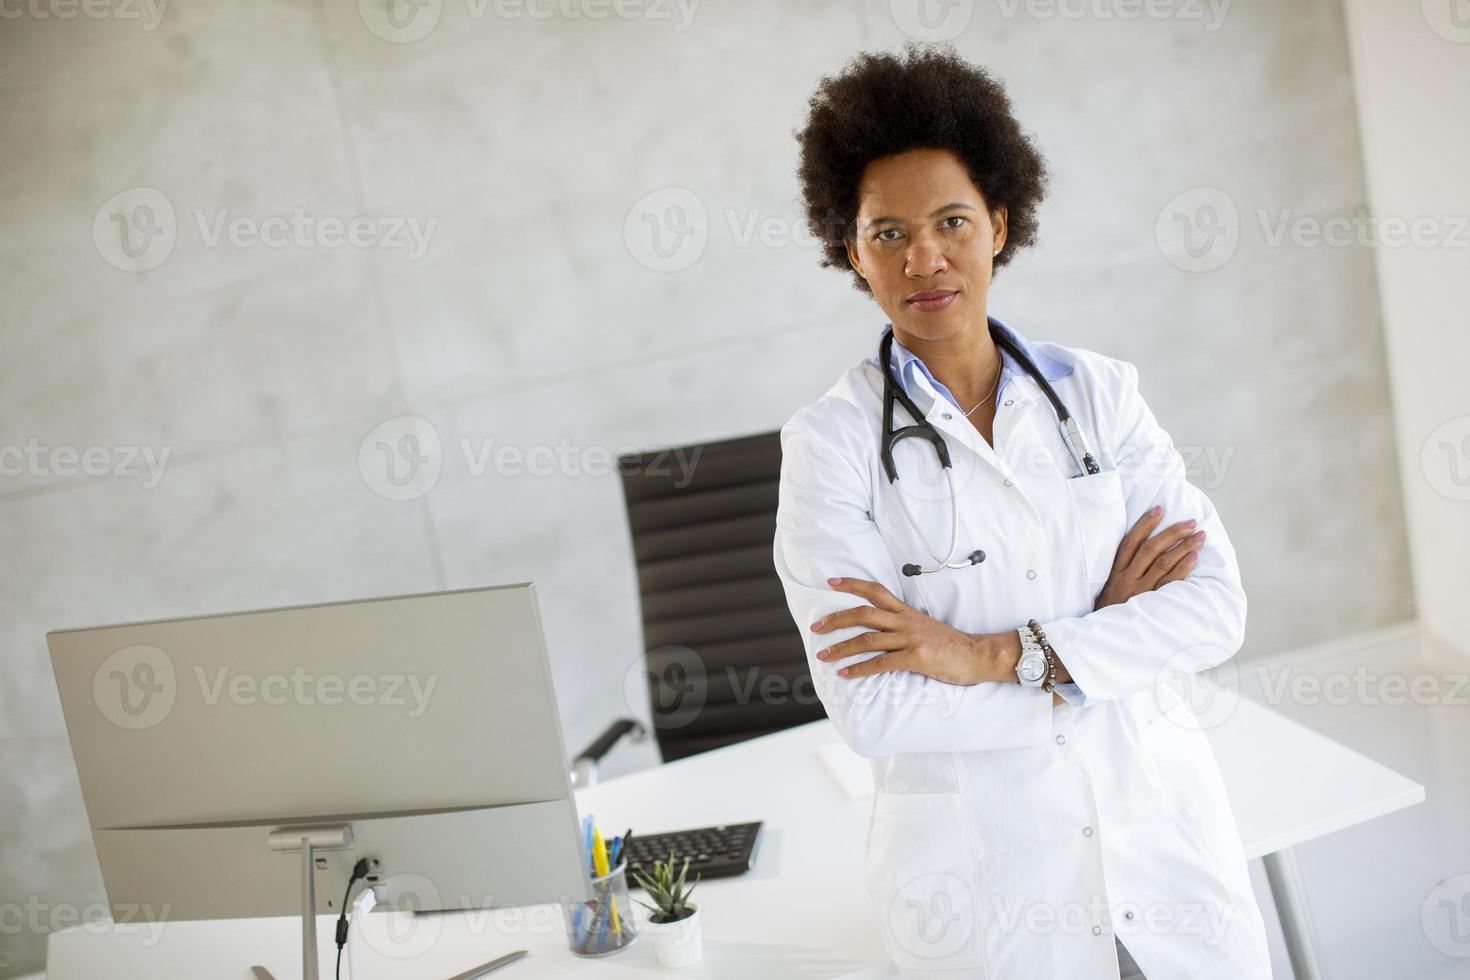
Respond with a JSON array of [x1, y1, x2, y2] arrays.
[[810, 577, 994, 685], [1094, 504, 1205, 611]]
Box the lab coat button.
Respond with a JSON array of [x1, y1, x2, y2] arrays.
[[1004, 398, 1014, 406], [943, 412, 953, 420], [1003, 478, 1013, 487], [1092, 926, 1102, 936], [1055, 734, 1066, 745], [1082, 826, 1093, 837], [1026, 569, 1038, 580], [1124, 911, 1135, 921]]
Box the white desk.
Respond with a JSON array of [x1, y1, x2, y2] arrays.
[[45, 696, 1423, 980]]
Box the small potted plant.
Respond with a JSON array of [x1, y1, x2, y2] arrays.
[[630, 851, 703, 968]]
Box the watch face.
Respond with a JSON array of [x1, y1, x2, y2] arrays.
[[1019, 656, 1045, 682]]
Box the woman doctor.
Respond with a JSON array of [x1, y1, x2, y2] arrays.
[[773, 47, 1272, 980]]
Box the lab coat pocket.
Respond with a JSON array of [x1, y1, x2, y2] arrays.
[[864, 791, 989, 976], [1063, 467, 1127, 586]]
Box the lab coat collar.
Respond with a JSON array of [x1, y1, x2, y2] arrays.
[[868, 314, 1072, 414]]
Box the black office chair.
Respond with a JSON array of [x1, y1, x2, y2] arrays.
[[570, 431, 828, 784]]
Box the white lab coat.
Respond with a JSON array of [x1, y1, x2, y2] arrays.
[[772, 322, 1271, 979]]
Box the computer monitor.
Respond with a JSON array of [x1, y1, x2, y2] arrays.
[[47, 583, 589, 979]]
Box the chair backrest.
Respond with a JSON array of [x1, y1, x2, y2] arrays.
[[618, 431, 827, 762]]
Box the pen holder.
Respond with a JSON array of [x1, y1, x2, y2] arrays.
[[563, 859, 638, 957]]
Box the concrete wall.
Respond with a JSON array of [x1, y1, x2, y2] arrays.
[[0, 0, 1410, 972]]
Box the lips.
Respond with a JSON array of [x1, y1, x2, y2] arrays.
[[907, 289, 958, 312]]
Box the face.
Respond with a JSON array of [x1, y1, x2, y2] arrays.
[[843, 147, 1007, 345]]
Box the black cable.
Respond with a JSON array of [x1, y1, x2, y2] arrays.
[[334, 858, 372, 980]]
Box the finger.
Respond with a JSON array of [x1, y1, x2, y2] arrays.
[[817, 631, 906, 663], [811, 603, 899, 635], [1151, 532, 1205, 586], [827, 576, 906, 613], [837, 650, 914, 680], [1113, 505, 1164, 571], [1155, 549, 1199, 588], [1131, 520, 1199, 572]]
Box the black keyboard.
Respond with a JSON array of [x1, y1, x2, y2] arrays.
[[623, 821, 762, 882]]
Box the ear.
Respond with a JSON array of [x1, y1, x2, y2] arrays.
[[990, 206, 1009, 255], [844, 235, 867, 282]]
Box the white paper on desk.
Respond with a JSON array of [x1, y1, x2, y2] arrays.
[[818, 740, 876, 800]]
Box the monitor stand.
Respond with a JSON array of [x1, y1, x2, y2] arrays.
[[250, 825, 354, 980]]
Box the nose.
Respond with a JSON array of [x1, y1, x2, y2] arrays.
[[904, 237, 948, 278]]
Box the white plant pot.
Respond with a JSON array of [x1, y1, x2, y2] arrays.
[[642, 903, 703, 968]]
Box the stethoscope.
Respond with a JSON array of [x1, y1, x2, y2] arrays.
[[879, 323, 1101, 577]]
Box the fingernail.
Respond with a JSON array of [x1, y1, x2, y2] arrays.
[[1194, 530, 1206, 541], [1185, 519, 1197, 528], [1148, 505, 1161, 516], [816, 647, 829, 659], [838, 667, 849, 676], [827, 577, 842, 586], [810, 619, 825, 631]]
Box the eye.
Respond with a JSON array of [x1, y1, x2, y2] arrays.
[[874, 228, 901, 242], [942, 215, 967, 229]]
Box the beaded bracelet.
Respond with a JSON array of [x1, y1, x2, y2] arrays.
[[1027, 618, 1058, 694]]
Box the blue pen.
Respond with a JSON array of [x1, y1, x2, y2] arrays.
[[609, 835, 622, 867]]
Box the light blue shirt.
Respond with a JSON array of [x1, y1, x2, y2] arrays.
[[867, 314, 1089, 710], [868, 314, 1073, 413]]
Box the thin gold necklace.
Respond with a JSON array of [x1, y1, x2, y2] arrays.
[[960, 362, 1003, 418]]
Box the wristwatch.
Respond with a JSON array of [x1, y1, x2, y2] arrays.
[[1016, 624, 1047, 688]]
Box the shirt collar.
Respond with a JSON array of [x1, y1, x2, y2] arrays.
[[868, 315, 1072, 411]]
